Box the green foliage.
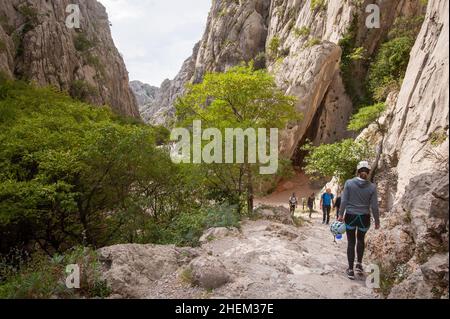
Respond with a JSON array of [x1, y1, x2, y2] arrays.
[[304, 38, 321, 48], [293, 26, 310, 38], [253, 51, 266, 70], [151, 125, 171, 145], [348, 47, 366, 61], [0, 78, 198, 255], [367, 15, 424, 102], [347, 103, 386, 132], [388, 16, 425, 40], [302, 139, 374, 185], [218, 8, 228, 18], [69, 80, 98, 101], [74, 33, 94, 52], [176, 64, 298, 138], [269, 36, 281, 58], [310, 0, 327, 11], [175, 64, 299, 213], [0, 247, 110, 299], [429, 129, 448, 146], [338, 14, 372, 108], [179, 267, 194, 285], [368, 37, 415, 102], [18, 5, 39, 26]]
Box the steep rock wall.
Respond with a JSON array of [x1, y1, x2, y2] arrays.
[[366, 0, 449, 299], [148, 0, 424, 163], [0, 0, 139, 118]]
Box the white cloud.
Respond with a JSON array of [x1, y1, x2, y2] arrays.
[[98, 0, 211, 86]]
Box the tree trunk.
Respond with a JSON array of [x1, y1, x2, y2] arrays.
[[246, 164, 254, 215]]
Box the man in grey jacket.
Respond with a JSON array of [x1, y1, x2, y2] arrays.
[[338, 161, 380, 280]]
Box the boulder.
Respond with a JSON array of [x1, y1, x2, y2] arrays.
[[98, 244, 199, 298], [188, 256, 230, 290]]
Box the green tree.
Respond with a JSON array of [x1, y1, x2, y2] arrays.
[[0, 78, 197, 255], [368, 37, 415, 102], [175, 64, 299, 214], [302, 139, 374, 186]]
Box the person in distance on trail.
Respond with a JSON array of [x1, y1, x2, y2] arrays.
[[307, 193, 316, 219], [320, 188, 334, 225], [334, 192, 342, 220], [338, 161, 380, 280], [289, 193, 298, 215]]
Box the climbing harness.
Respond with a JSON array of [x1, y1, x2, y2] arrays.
[[345, 214, 370, 232]]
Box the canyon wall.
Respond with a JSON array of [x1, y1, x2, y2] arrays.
[[0, 0, 139, 117], [145, 0, 425, 160], [366, 0, 449, 299]]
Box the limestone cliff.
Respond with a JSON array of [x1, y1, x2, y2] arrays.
[[0, 0, 139, 118], [147, 0, 424, 161], [129, 80, 160, 123], [365, 0, 449, 299]]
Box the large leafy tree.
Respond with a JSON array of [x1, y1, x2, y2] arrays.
[[0, 79, 195, 254], [175, 64, 299, 214]]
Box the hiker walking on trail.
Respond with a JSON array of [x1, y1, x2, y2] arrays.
[[334, 193, 342, 220], [338, 161, 380, 280], [320, 189, 334, 225], [307, 193, 316, 218], [289, 193, 298, 215]]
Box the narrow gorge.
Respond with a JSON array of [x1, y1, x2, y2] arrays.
[[133, 0, 449, 298], [0, 0, 448, 300]]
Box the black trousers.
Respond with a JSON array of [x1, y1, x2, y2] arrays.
[[345, 214, 371, 269], [322, 205, 331, 224]]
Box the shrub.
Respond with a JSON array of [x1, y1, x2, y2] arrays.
[[69, 80, 98, 101], [18, 5, 39, 26], [269, 36, 281, 58], [348, 46, 366, 61], [368, 37, 415, 102], [347, 102, 386, 132], [293, 26, 310, 38], [338, 14, 371, 108], [74, 33, 94, 52], [310, 0, 327, 11], [0, 247, 110, 299], [179, 267, 194, 286], [253, 51, 266, 70], [304, 38, 321, 48], [429, 129, 448, 146], [302, 139, 374, 185], [204, 203, 240, 229]]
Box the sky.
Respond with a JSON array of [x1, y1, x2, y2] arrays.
[[98, 0, 211, 87]]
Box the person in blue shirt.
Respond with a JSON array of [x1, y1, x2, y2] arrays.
[[320, 188, 335, 225]]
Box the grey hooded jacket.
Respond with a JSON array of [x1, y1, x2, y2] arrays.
[[338, 177, 380, 224]]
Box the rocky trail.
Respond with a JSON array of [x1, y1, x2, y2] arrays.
[[99, 206, 379, 299]]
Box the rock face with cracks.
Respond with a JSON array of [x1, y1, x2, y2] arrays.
[[0, 0, 139, 117]]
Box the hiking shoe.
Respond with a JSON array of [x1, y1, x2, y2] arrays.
[[346, 269, 355, 280], [355, 263, 364, 275]]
